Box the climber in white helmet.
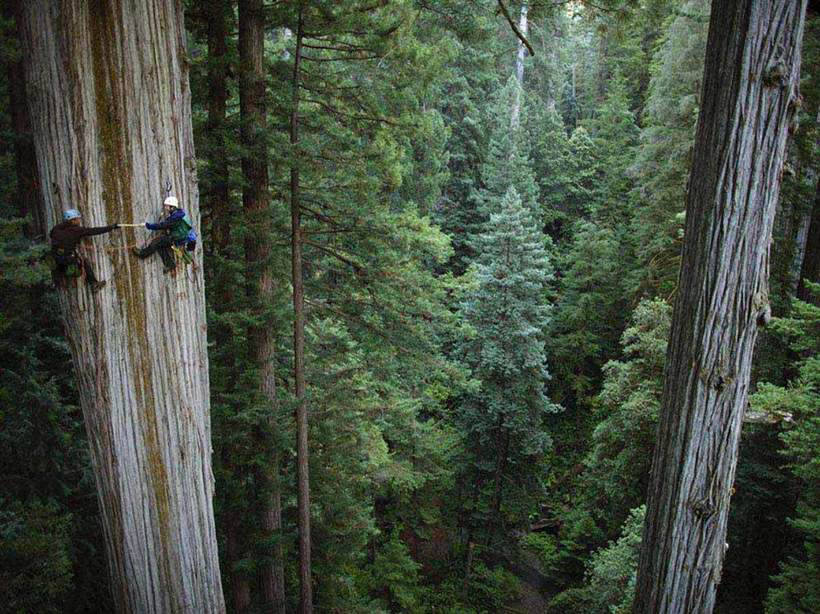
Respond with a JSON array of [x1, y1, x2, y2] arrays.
[[131, 196, 197, 274]]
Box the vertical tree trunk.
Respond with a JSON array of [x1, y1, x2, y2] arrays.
[[290, 8, 314, 613], [785, 109, 819, 298], [203, 2, 252, 609], [633, 2, 807, 613], [18, 2, 225, 612], [260, 472, 286, 612], [789, 205, 812, 295], [204, 0, 230, 251], [797, 178, 820, 305], [491, 414, 509, 540], [511, 2, 527, 129], [238, 0, 286, 611], [5, 0, 44, 238], [224, 510, 251, 613]]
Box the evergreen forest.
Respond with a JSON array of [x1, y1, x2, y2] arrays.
[[0, 1, 817, 613]]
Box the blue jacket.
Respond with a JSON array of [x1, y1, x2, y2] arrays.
[[146, 209, 197, 245]]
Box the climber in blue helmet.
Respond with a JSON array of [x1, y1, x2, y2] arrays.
[[49, 208, 120, 291]]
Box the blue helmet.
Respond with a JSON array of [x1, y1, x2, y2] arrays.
[[63, 209, 81, 221]]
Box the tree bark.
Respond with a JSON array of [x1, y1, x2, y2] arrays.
[[290, 8, 314, 613], [18, 2, 225, 612], [633, 2, 807, 613], [224, 509, 251, 613], [238, 0, 286, 611]]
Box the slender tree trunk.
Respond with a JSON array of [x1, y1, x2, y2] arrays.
[[5, 0, 44, 238], [511, 2, 527, 129], [238, 0, 287, 610], [597, 30, 610, 101], [205, 0, 230, 252], [290, 8, 314, 613], [463, 541, 475, 587], [784, 109, 819, 298], [260, 466, 285, 612], [797, 177, 820, 305], [492, 414, 509, 539], [224, 510, 251, 613], [789, 206, 812, 294], [203, 2, 253, 608], [18, 1, 225, 612], [633, 2, 807, 613]]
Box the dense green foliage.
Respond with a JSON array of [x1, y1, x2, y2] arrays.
[[752, 286, 819, 614], [1, 1, 817, 611]]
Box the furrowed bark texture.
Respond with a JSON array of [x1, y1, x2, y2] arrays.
[[19, 2, 225, 612], [633, 2, 806, 613], [238, 0, 286, 611]]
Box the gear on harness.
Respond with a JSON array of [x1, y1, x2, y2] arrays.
[[172, 244, 194, 266], [44, 250, 82, 278]]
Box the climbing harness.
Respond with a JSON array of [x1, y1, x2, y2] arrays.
[[172, 244, 194, 266], [45, 249, 82, 278]]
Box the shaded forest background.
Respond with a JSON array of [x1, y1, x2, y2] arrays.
[[1, 1, 817, 612]]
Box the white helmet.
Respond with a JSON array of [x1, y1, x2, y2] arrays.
[[163, 196, 179, 208]]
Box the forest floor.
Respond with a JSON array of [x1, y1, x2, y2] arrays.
[[503, 548, 555, 613], [511, 581, 550, 613]]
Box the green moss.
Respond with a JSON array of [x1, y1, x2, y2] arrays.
[[88, 0, 174, 589]]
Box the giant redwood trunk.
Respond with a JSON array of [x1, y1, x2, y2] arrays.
[[633, 2, 807, 613], [19, 2, 225, 612]]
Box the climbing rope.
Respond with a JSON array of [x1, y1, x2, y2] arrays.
[[81, 234, 197, 279]]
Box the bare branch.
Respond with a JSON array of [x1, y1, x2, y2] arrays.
[[304, 239, 363, 273], [496, 0, 535, 57]]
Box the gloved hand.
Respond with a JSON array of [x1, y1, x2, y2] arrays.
[[145, 222, 151, 228], [113, 223, 120, 229]]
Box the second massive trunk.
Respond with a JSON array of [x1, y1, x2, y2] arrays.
[[633, 2, 807, 613], [19, 2, 225, 612], [238, 0, 286, 610]]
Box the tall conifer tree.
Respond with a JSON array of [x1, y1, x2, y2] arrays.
[[459, 186, 558, 540]]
